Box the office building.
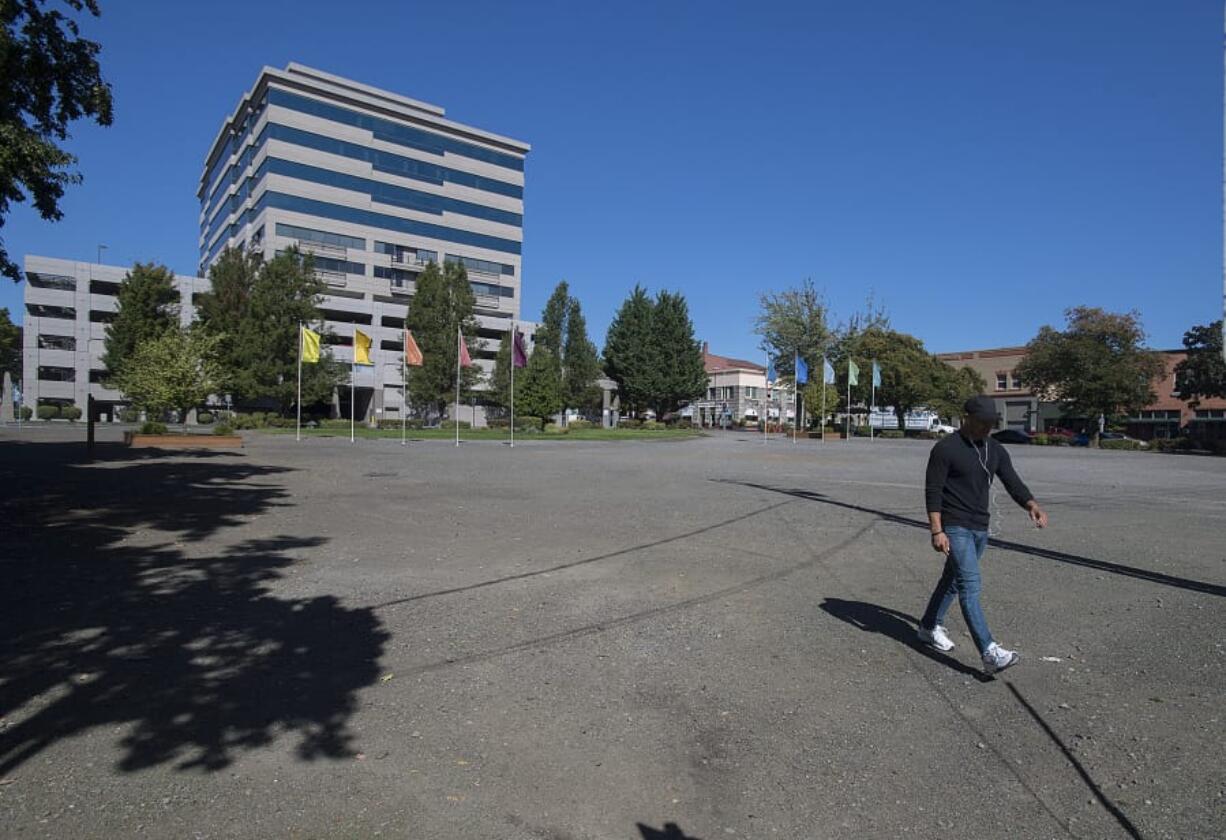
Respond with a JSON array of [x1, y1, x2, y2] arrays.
[[22, 255, 205, 420], [197, 63, 530, 422]]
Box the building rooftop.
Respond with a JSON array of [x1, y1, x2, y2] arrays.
[[702, 342, 766, 374]]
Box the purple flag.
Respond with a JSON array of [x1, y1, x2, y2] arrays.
[[512, 329, 528, 368]]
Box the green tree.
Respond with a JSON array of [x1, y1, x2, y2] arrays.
[[1174, 320, 1225, 404], [404, 260, 482, 417], [102, 262, 178, 379], [487, 326, 514, 410], [562, 297, 601, 413], [754, 278, 835, 378], [603, 285, 657, 415], [1015, 306, 1165, 444], [536, 280, 569, 356], [0, 307, 20, 381], [1, 0, 114, 282], [927, 362, 987, 422], [111, 327, 225, 422], [516, 344, 562, 425], [196, 247, 344, 414], [836, 327, 938, 428], [650, 290, 707, 418], [800, 380, 840, 427]]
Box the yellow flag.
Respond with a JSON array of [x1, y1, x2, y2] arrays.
[[354, 329, 373, 366], [301, 326, 321, 364]]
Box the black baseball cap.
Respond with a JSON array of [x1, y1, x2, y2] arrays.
[[963, 395, 1001, 421]]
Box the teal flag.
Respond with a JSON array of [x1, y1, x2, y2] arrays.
[[848, 359, 859, 386], [872, 360, 881, 388]]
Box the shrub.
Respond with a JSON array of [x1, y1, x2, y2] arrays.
[[319, 418, 350, 429], [852, 425, 872, 437], [120, 407, 140, 423], [376, 417, 425, 430], [214, 422, 234, 436], [140, 421, 168, 435], [197, 411, 215, 424], [37, 405, 59, 420], [881, 430, 905, 439], [642, 420, 664, 430], [1101, 439, 1142, 451], [916, 430, 941, 440], [61, 405, 82, 422], [439, 420, 472, 430], [567, 419, 595, 430], [19, 406, 33, 420], [543, 422, 568, 434], [514, 416, 542, 431]]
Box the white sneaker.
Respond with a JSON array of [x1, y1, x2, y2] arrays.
[[917, 624, 955, 652], [982, 642, 1020, 674]]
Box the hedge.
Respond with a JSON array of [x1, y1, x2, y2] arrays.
[[37, 405, 59, 420], [214, 422, 234, 436], [61, 405, 82, 421], [1100, 439, 1143, 451], [567, 419, 596, 430], [880, 430, 905, 439], [19, 406, 33, 420], [197, 411, 215, 424], [140, 421, 168, 435], [120, 407, 140, 423]]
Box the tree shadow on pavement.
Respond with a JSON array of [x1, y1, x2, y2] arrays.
[[818, 598, 992, 682], [637, 822, 704, 839], [0, 442, 389, 774]]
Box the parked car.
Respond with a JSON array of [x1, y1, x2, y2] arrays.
[[991, 429, 1032, 444], [932, 423, 957, 435]]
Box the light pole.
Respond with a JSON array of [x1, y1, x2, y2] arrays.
[[96, 244, 108, 265]]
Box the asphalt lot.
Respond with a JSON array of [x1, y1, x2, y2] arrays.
[[1, 425, 1223, 839]]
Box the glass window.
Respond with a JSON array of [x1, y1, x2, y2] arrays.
[[995, 373, 1008, 390], [90, 280, 122, 297], [445, 254, 515, 276], [275, 222, 365, 251], [38, 366, 75, 382], [38, 335, 76, 351], [26, 272, 77, 291], [27, 303, 76, 319], [267, 88, 525, 172]]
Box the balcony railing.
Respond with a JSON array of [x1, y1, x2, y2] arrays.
[[474, 293, 501, 310], [315, 269, 347, 287], [390, 277, 413, 296], [298, 239, 347, 256], [391, 253, 428, 269]]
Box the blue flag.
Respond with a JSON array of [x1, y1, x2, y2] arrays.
[[767, 360, 777, 383], [795, 356, 809, 385], [872, 360, 882, 388], [823, 357, 835, 384]]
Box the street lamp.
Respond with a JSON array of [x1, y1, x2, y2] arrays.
[[96, 244, 108, 265]]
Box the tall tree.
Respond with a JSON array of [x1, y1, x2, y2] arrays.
[[603, 285, 657, 415], [196, 247, 344, 413], [487, 326, 514, 410], [836, 326, 936, 428], [649, 291, 707, 418], [536, 280, 569, 356], [1015, 306, 1165, 444], [927, 362, 987, 422], [1174, 320, 1225, 404], [111, 326, 225, 423], [101, 262, 178, 379], [516, 344, 562, 426], [754, 278, 834, 377], [1, 0, 114, 282], [404, 260, 482, 417], [0, 307, 20, 381], [562, 297, 601, 412]]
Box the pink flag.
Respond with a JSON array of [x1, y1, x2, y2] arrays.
[[512, 329, 528, 369], [459, 330, 474, 368]]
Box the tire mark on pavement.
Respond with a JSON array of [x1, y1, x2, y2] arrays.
[[370, 500, 795, 610], [390, 518, 878, 678]]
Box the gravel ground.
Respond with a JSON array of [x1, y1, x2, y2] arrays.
[[1, 425, 1222, 839]]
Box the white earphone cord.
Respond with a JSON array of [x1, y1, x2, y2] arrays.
[[977, 439, 1003, 536]]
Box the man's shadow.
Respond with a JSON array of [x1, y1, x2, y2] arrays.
[[637, 823, 703, 840], [819, 598, 993, 682]]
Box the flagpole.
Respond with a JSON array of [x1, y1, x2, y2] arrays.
[[762, 353, 768, 445], [401, 339, 407, 447], [821, 360, 826, 444], [455, 327, 461, 448], [870, 369, 875, 441], [510, 322, 516, 449], [296, 322, 303, 443], [792, 351, 797, 445], [846, 369, 851, 443], [350, 349, 355, 445]]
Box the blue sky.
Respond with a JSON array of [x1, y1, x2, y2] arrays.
[[3, 0, 1221, 359]]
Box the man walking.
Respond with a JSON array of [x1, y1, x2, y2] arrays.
[[917, 396, 1048, 674]]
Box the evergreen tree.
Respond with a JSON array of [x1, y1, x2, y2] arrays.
[[405, 260, 482, 417], [603, 285, 657, 415], [196, 247, 344, 414], [102, 262, 178, 379], [537, 280, 569, 356], [516, 344, 562, 426], [0, 307, 20, 382], [562, 297, 601, 413], [649, 290, 707, 418]]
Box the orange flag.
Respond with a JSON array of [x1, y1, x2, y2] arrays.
[[459, 329, 474, 368], [404, 329, 424, 367]]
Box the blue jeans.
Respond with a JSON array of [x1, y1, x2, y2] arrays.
[[920, 525, 994, 654]]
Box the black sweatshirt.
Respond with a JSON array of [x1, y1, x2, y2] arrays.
[[924, 432, 1034, 530]]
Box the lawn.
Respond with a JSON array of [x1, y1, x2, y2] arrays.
[[262, 425, 705, 442]]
